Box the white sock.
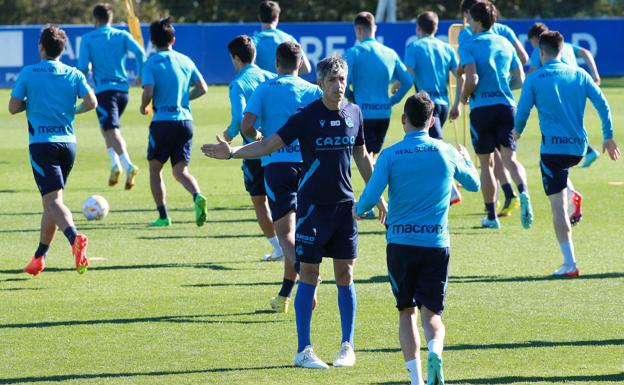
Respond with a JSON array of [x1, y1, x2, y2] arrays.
[[267, 236, 282, 255], [405, 359, 424, 385], [119, 152, 133, 170], [559, 241, 576, 266], [428, 339, 444, 357], [566, 179, 576, 194], [107, 148, 120, 169]]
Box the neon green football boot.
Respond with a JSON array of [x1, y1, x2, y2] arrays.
[[150, 217, 172, 227], [194, 193, 208, 227]]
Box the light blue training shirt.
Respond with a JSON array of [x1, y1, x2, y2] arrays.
[[515, 59, 613, 157], [11, 60, 91, 144], [344, 37, 412, 119], [458, 22, 519, 47], [142, 50, 204, 121], [78, 25, 145, 93], [356, 130, 480, 248], [459, 30, 521, 109], [529, 43, 580, 68], [252, 28, 301, 73], [244, 74, 323, 166], [404, 36, 458, 105]]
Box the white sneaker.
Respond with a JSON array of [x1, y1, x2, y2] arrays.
[[293, 345, 329, 369], [481, 217, 501, 229], [553, 264, 580, 277], [332, 341, 356, 367], [261, 250, 284, 261]]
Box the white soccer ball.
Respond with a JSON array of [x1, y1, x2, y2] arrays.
[[82, 195, 110, 221]]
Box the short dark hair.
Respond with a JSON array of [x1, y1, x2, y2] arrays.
[[258, 1, 280, 23], [539, 31, 564, 57], [316, 55, 348, 82], [276, 41, 302, 71], [417, 11, 438, 35], [528, 22, 549, 40], [354, 12, 375, 29], [228, 35, 255, 64], [39, 25, 67, 58], [93, 3, 113, 24], [150, 17, 175, 48], [460, 0, 480, 14], [404, 92, 434, 128], [470, 1, 497, 31]]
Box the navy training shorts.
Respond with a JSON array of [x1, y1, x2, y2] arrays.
[[29, 142, 76, 196], [263, 162, 303, 221], [429, 104, 449, 140], [95, 90, 129, 131], [363, 118, 390, 154], [469, 104, 516, 154], [540, 153, 583, 196], [242, 159, 266, 196], [147, 120, 193, 166]]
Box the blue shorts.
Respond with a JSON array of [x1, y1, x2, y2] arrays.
[[469, 104, 516, 154], [363, 119, 390, 154], [295, 201, 358, 265], [429, 104, 449, 140], [29, 142, 76, 196], [540, 154, 583, 196], [386, 243, 450, 314], [147, 120, 193, 165], [96, 91, 129, 131], [242, 159, 266, 196], [263, 162, 303, 221]]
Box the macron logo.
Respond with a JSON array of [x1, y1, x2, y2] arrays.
[[319, 120, 325, 128]]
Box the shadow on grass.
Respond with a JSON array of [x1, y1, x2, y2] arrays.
[[139, 230, 385, 241], [0, 364, 293, 384], [0, 262, 241, 275], [0, 278, 29, 283], [0, 310, 283, 330], [0, 287, 42, 291], [451, 272, 624, 283], [184, 275, 389, 288], [372, 373, 624, 384], [0, 206, 254, 218], [360, 338, 624, 354]]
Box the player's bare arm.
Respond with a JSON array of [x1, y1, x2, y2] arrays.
[[509, 66, 525, 90], [577, 47, 601, 86], [241, 112, 262, 140], [460, 63, 478, 104], [75, 90, 98, 114], [352, 144, 387, 223], [603, 139, 620, 160], [449, 68, 463, 120], [189, 78, 208, 100], [8, 97, 26, 115], [140, 85, 153, 115], [512, 40, 529, 65], [202, 133, 285, 160]]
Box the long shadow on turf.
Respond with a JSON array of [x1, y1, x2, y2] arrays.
[[0, 365, 294, 384], [451, 272, 624, 283], [138, 230, 385, 241], [0, 262, 242, 275], [184, 275, 389, 288], [0, 310, 282, 330], [0, 206, 254, 218], [372, 373, 624, 384], [360, 338, 624, 354]]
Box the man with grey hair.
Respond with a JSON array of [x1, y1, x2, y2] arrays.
[[202, 55, 386, 369]]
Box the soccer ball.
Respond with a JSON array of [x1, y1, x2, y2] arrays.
[[82, 195, 110, 221]]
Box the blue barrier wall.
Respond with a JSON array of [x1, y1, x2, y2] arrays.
[[1, 18, 623, 88]]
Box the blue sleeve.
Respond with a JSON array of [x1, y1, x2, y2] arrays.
[[571, 44, 582, 56], [529, 49, 541, 68], [314, 85, 323, 99], [457, 28, 469, 46], [404, 43, 416, 69], [458, 43, 474, 67], [244, 86, 263, 124], [225, 83, 245, 140], [389, 55, 412, 105], [77, 35, 90, 74], [276, 111, 303, 146], [584, 72, 614, 140], [11, 70, 27, 100], [344, 48, 355, 102], [514, 76, 535, 135], [500, 24, 520, 44], [141, 61, 154, 86], [355, 149, 390, 216], [76, 71, 90, 98], [356, 108, 365, 146], [449, 46, 458, 70], [125, 31, 145, 77], [189, 60, 202, 84], [510, 49, 521, 70], [448, 146, 480, 192]]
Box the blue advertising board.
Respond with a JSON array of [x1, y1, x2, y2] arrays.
[[0, 18, 623, 88]]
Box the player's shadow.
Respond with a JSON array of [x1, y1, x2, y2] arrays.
[[0, 262, 242, 275], [451, 272, 624, 283], [0, 365, 294, 384], [184, 275, 389, 289], [0, 278, 29, 283], [0, 310, 282, 330], [372, 373, 624, 384], [0, 287, 41, 291], [359, 338, 624, 354], [138, 234, 259, 240]]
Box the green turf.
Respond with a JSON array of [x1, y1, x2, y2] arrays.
[[0, 81, 623, 385]]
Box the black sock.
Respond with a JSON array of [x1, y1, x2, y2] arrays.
[[485, 203, 496, 220], [192, 193, 199, 203], [34, 242, 49, 258], [278, 278, 296, 298], [517, 183, 527, 194], [63, 227, 77, 245], [501, 183, 516, 201], [157, 205, 168, 220], [587, 145, 595, 153]]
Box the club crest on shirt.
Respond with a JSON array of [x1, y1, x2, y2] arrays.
[[345, 117, 354, 127]]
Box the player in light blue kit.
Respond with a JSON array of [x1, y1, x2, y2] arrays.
[[241, 41, 323, 314], [222, 35, 283, 262], [9, 25, 97, 276], [458, 1, 533, 230], [252, 1, 311, 75], [526, 22, 603, 169], [78, 3, 145, 189], [514, 31, 620, 277], [355, 93, 480, 385], [140, 17, 208, 228]]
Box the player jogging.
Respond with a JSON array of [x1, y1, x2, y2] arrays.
[[9, 25, 97, 276], [222, 35, 283, 261], [253, 1, 311, 75], [355, 92, 479, 385], [78, 3, 145, 189], [202, 56, 386, 369], [526, 22, 603, 169], [514, 31, 620, 277], [458, 1, 533, 229], [140, 17, 209, 227]]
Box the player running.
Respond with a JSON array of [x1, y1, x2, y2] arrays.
[[222, 35, 283, 261], [78, 3, 145, 189], [253, 1, 311, 75], [514, 31, 620, 277], [9, 25, 97, 276], [202, 56, 386, 369], [458, 1, 533, 229], [355, 92, 479, 385], [527, 22, 603, 169], [140, 17, 208, 227]]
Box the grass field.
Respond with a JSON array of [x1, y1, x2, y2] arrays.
[[0, 80, 623, 385]]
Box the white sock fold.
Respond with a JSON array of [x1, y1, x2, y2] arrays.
[[119, 152, 133, 170], [428, 339, 444, 357], [559, 241, 576, 266], [405, 359, 424, 385], [267, 236, 282, 255], [107, 148, 120, 169]]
